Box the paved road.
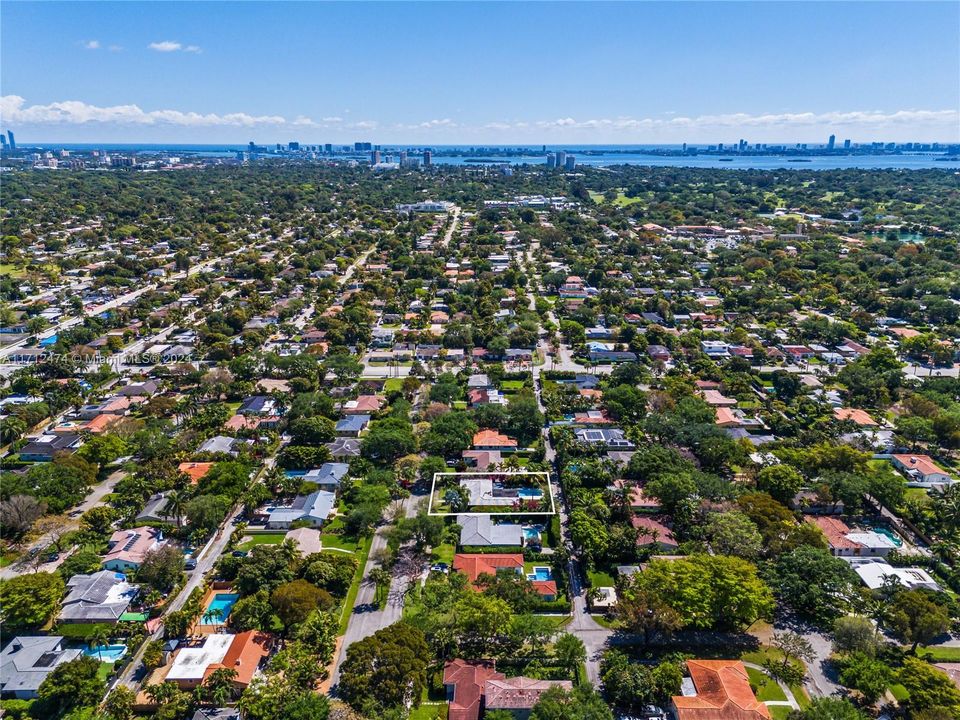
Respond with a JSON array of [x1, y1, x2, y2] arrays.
[[329, 491, 424, 690], [440, 206, 461, 249]]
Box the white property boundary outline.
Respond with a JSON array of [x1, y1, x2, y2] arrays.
[[428, 471, 556, 516]]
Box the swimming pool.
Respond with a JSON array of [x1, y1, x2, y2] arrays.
[[523, 526, 543, 540], [201, 593, 239, 624], [84, 644, 127, 663], [870, 526, 903, 547], [517, 488, 543, 499], [527, 566, 552, 582]]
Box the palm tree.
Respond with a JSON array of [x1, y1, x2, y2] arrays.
[[166, 490, 186, 528], [89, 625, 111, 662], [203, 607, 223, 630], [369, 567, 392, 604]]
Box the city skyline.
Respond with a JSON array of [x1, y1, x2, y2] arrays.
[[1, 1, 958, 144]]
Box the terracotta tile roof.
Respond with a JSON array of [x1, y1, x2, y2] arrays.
[[484, 676, 573, 710], [85, 414, 123, 433], [203, 631, 271, 688], [631, 515, 677, 546], [472, 429, 518, 448], [805, 516, 858, 550], [453, 553, 523, 586], [892, 454, 948, 479], [443, 660, 504, 720], [672, 660, 771, 720], [225, 414, 260, 431], [833, 408, 877, 426], [715, 407, 740, 427], [178, 462, 215, 485]]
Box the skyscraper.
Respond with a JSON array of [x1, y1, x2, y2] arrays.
[[556, 150, 566, 169], [827, 134, 836, 150], [371, 150, 381, 165], [7, 130, 15, 150], [546, 153, 556, 169], [564, 155, 576, 171], [324, 143, 333, 153], [423, 150, 432, 166], [843, 139, 851, 150]]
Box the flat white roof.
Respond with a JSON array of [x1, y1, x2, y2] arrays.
[[166, 634, 233, 681]]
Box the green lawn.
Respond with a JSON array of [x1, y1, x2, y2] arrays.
[[890, 683, 910, 701], [238, 532, 286, 550], [384, 378, 405, 393], [769, 706, 792, 720], [431, 543, 455, 566], [321, 533, 363, 552], [0, 263, 27, 278], [338, 535, 373, 634], [588, 570, 615, 587], [501, 380, 526, 390], [97, 662, 115, 682], [918, 646, 960, 662], [746, 667, 787, 702], [409, 703, 448, 720]]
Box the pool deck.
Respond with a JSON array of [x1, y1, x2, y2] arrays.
[[191, 584, 236, 635]]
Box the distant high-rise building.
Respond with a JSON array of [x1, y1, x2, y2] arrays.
[[556, 150, 567, 168], [399, 150, 408, 165], [718, 143, 724, 151], [0, 135, 6, 149], [564, 155, 576, 171], [681, 142, 687, 153], [324, 143, 333, 153], [7, 130, 15, 150], [738, 139, 747, 151], [827, 134, 836, 150], [423, 150, 432, 166], [843, 139, 851, 150], [288, 141, 300, 151], [546, 153, 556, 168], [371, 150, 381, 165]]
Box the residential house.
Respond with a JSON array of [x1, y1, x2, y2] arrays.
[[342, 395, 386, 415], [852, 561, 941, 592], [103, 526, 168, 572], [574, 428, 635, 449], [805, 516, 898, 558], [647, 345, 672, 362], [59, 570, 139, 624], [484, 676, 574, 718], [833, 408, 877, 427], [473, 430, 519, 452], [453, 554, 556, 599], [631, 515, 679, 550], [164, 632, 271, 691], [335, 414, 370, 437], [284, 527, 324, 556], [443, 659, 503, 720], [265, 490, 336, 529], [459, 515, 523, 547], [671, 660, 770, 720], [178, 462, 215, 485], [0, 637, 83, 699], [136, 492, 173, 523], [299, 462, 349, 490], [891, 454, 954, 487], [198, 436, 242, 456], [19, 433, 83, 462]]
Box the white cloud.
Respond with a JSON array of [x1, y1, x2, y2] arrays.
[[0, 96, 287, 128], [148, 41, 182, 52], [149, 41, 202, 54], [83, 40, 100, 50], [1, 96, 955, 142]]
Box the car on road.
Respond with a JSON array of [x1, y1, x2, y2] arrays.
[[184, 559, 197, 571]]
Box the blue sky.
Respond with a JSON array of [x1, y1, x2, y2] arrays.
[[2, 1, 957, 144]]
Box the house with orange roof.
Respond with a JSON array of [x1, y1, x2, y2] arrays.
[[702, 389, 737, 407], [631, 515, 678, 550], [472, 429, 518, 451], [443, 659, 504, 720], [178, 462, 215, 485], [164, 631, 271, 691], [453, 553, 557, 599], [833, 408, 877, 427], [84, 414, 124, 434], [484, 676, 573, 716], [671, 659, 770, 720], [342, 395, 387, 415], [224, 414, 260, 432], [805, 516, 897, 557]]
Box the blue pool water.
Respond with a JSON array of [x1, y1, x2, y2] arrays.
[[870, 526, 903, 547], [523, 526, 542, 540], [84, 644, 127, 662], [527, 566, 552, 581], [517, 488, 543, 499], [285, 470, 307, 477], [201, 593, 239, 624]]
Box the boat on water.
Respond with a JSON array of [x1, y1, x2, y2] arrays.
[[788, 158, 813, 163], [718, 158, 733, 162]]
